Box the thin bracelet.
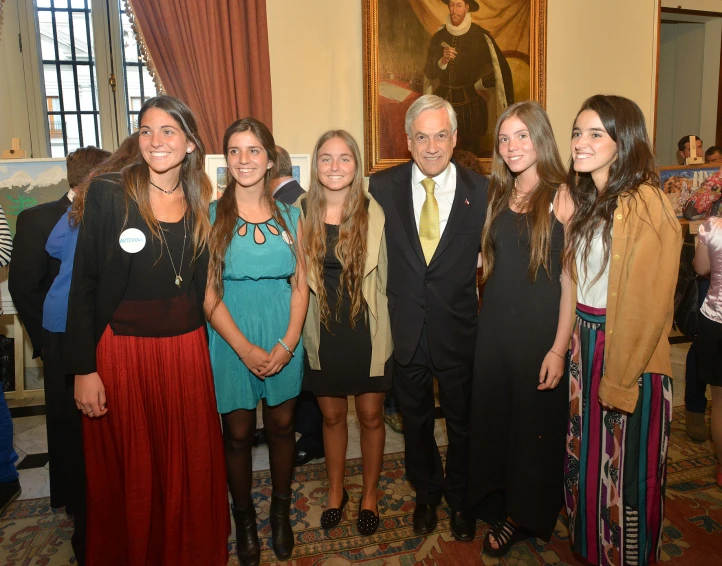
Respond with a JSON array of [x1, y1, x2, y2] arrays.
[[549, 349, 565, 360], [278, 338, 294, 357], [239, 345, 253, 360]]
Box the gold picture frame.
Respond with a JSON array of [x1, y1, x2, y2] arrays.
[[362, 0, 548, 175]]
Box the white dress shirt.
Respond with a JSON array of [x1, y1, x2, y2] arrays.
[[411, 162, 456, 236]]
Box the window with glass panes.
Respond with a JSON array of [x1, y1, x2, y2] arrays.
[[120, 3, 157, 133], [37, 0, 101, 157], [35, 0, 159, 156]]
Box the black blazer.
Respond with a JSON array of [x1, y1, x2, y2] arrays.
[[274, 180, 305, 205], [9, 194, 72, 356], [64, 176, 209, 375], [368, 160, 487, 370]]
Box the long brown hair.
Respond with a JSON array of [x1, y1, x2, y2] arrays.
[[120, 95, 212, 258], [69, 133, 141, 228], [303, 130, 368, 329], [562, 95, 665, 284], [480, 101, 566, 283], [207, 118, 295, 312]]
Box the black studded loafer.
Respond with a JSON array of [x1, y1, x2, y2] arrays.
[[357, 496, 380, 536], [320, 488, 349, 529]]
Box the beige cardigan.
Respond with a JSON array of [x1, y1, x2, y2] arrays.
[[296, 193, 393, 377], [571, 184, 682, 412]]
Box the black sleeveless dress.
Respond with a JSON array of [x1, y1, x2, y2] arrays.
[[302, 223, 392, 397], [468, 207, 567, 541]]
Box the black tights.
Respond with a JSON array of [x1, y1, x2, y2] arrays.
[[222, 398, 297, 509]]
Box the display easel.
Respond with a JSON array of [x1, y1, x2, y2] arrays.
[[1, 138, 27, 159], [0, 299, 39, 401]]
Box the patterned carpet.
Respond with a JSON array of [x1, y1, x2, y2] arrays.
[[1, 406, 720, 565]]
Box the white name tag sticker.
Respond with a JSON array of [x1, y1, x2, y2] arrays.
[[118, 228, 146, 253]]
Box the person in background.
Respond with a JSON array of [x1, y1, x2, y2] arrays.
[[9, 147, 108, 360], [65, 95, 230, 566], [693, 213, 722, 487], [683, 274, 711, 442], [677, 134, 704, 164], [369, 95, 487, 541], [9, 146, 109, 564], [469, 101, 573, 557], [563, 95, 682, 566], [270, 146, 306, 205], [299, 130, 392, 536], [0, 204, 19, 516], [206, 118, 308, 565], [705, 146, 722, 164], [42, 137, 139, 565]]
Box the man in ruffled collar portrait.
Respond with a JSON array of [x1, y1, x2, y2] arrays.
[[423, 0, 514, 156]]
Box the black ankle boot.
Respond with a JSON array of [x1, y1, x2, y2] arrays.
[[269, 492, 294, 560], [232, 504, 260, 566]]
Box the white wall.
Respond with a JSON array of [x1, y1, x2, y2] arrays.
[[656, 12, 721, 165], [700, 18, 722, 149], [658, 22, 706, 165], [266, 0, 365, 160], [0, 0, 34, 156], [545, 1, 660, 160]]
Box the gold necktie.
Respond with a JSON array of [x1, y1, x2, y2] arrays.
[[419, 177, 440, 264]]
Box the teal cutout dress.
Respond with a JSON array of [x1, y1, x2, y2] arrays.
[[208, 202, 303, 413]]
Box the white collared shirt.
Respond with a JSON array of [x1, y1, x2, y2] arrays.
[[411, 162, 456, 236]]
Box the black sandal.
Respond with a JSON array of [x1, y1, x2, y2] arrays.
[[482, 519, 523, 557], [320, 488, 349, 529]]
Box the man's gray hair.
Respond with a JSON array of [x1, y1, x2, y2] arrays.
[[273, 145, 293, 178], [404, 95, 457, 136]]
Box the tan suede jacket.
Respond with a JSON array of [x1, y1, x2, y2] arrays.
[[571, 184, 682, 413], [296, 193, 393, 377]]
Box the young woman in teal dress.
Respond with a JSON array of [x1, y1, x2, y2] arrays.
[[205, 118, 308, 566]]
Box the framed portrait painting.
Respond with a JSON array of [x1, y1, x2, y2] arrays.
[[362, 0, 547, 175]]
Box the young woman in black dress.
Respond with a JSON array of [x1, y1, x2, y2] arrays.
[[468, 101, 573, 557], [298, 130, 393, 536]]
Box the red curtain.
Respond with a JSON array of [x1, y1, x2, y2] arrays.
[[127, 0, 273, 154]]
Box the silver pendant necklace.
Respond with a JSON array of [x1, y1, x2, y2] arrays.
[[158, 214, 187, 288]]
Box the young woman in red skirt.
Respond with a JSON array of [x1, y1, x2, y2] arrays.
[[65, 95, 230, 566]]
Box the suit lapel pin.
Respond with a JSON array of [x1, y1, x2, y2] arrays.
[[464, 198, 470, 205]]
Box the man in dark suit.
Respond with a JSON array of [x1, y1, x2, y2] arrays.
[[9, 196, 71, 358], [8, 146, 110, 566], [369, 94, 486, 541], [271, 146, 305, 205]]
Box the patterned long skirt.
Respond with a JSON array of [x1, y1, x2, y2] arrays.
[[564, 304, 672, 566]]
